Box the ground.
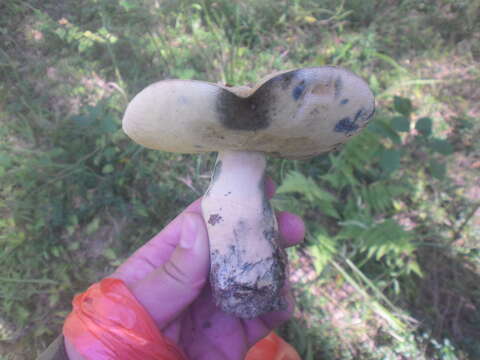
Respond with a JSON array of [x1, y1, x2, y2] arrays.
[[1, 1, 479, 359]]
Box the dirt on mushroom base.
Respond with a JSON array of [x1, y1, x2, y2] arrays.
[[2, 0, 480, 358]]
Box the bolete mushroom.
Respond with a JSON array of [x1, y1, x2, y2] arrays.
[[122, 67, 375, 319]]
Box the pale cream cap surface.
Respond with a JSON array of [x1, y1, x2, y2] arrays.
[[122, 67, 375, 159]]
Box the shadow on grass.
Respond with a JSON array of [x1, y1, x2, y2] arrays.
[[409, 245, 480, 358]]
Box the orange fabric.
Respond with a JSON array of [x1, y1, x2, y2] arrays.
[[246, 332, 301, 360], [63, 278, 186, 360]]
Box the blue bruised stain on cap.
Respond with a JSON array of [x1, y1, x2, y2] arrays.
[[292, 80, 306, 101], [334, 108, 374, 134], [334, 117, 359, 133]]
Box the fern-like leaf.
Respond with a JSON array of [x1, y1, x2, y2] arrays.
[[277, 171, 339, 218]]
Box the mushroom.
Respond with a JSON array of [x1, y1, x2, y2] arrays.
[[122, 67, 375, 319]]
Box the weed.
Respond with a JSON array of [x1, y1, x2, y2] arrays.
[[1, 0, 479, 359]]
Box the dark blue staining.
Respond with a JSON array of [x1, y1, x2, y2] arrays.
[[280, 71, 295, 89], [292, 80, 306, 101], [340, 98, 349, 105], [335, 107, 370, 134], [335, 117, 359, 133], [354, 109, 364, 123], [366, 106, 375, 121], [216, 90, 269, 130]]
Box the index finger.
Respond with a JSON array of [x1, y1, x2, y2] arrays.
[[113, 176, 303, 285]]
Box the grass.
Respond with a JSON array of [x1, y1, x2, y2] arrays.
[[1, 0, 480, 359]]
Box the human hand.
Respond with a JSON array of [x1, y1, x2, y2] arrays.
[[66, 178, 304, 360]]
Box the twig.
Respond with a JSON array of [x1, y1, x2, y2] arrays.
[[25, 147, 101, 195], [452, 202, 480, 241], [0, 277, 59, 285]]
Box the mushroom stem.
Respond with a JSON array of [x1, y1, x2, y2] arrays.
[[201, 150, 286, 319]]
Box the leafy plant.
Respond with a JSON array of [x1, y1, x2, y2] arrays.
[[1, 1, 479, 359]]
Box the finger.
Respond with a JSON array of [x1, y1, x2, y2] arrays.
[[112, 199, 203, 286], [130, 212, 210, 328], [243, 283, 295, 345], [260, 284, 295, 329], [277, 211, 305, 248], [113, 175, 297, 285], [184, 197, 202, 213], [112, 218, 183, 286]]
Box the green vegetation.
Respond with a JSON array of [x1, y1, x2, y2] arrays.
[[1, 0, 479, 358]]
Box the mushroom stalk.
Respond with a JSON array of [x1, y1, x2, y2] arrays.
[[202, 150, 286, 319], [122, 66, 375, 318]]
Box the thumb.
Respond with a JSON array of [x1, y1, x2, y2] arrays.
[[131, 212, 210, 328]]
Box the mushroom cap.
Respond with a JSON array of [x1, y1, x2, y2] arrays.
[[122, 67, 375, 159]]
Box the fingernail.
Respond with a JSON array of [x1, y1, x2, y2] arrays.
[[179, 213, 199, 249]]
